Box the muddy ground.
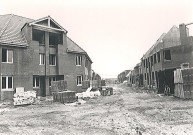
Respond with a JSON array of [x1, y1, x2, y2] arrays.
[[0, 84, 193, 135]]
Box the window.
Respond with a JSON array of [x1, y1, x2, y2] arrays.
[[85, 59, 88, 67], [147, 73, 149, 85], [77, 75, 83, 86], [152, 72, 155, 81], [2, 49, 13, 63], [151, 56, 153, 66], [76, 55, 82, 66], [49, 77, 56, 86], [32, 29, 45, 45], [39, 53, 45, 65], [143, 60, 146, 67], [164, 50, 171, 60], [154, 54, 157, 64], [49, 33, 63, 46], [146, 59, 148, 68], [33, 76, 40, 88], [1, 76, 13, 90], [157, 52, 160, 63], [49, 54, 56, 66]]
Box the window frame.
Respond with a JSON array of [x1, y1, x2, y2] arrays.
[[77, 75, 83, 86], [32, 29, 45, 45], [2, 49, 13, 63], [33, 76, 40, 88], [49, 54, 56, 66], [163, 50, 172, 61], [1, 76, 13, 91], [49, 76, 56, 86], [154, 54, 157, 64], [157, 52, 161, 63], [76, 55, 82, 66], [39, 53, 45, 65]]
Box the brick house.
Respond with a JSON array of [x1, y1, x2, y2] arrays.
[[140, 24, 193, 93], [0, 14, 92, 100], [117, 70, 130, 83]]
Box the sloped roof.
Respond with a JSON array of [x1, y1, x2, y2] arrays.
[[67, 37, 85, 53], [142, 25, 180, 59], [28, 16, 67, 33], [143, 33, 166, 59], [0, 14, 92, 62], [0, 14, 33, 47], [67, 37, 93, 63]]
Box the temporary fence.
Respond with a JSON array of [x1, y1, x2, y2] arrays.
[[174, 68, 193, 99]]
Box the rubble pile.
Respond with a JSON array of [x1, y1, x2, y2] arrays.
[[13, 87, 37, 106], [76, 87, 101, 99]]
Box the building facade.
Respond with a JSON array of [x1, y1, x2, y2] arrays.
[[117, 70, 130, 83], [140, 24, 193, 93], [0, 14, 92, 100]]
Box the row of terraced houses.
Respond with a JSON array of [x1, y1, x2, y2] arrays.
[[0, 14, 94, 100], [118, 23, 193, 94]]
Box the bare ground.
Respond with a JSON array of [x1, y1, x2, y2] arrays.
[[0, 84, 193, 135]]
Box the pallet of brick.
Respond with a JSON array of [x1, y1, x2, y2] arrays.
[[101, 86, 107, 96], [51, 80, 68, 94], [67, 91, 77, 103], [182, 68, 193, 84], [51, 81, 59, 93], [175, 83, 184, 99], [59, 80, 67, 91], [174, 69, 183, 84], [53, 91, 76, 103], [107, 87, 113, 95]]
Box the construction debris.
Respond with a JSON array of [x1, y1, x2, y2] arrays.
[[76, 87, 101, 99], [13, 87, 37, 106]]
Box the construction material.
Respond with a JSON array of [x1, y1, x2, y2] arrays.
[[50, 80, 67, 93], [76, 87, 101, 99], [174, 68, 193, 99], [53, 91, 77, 103], [100, 87, 113, 96], [13, 88, 37, 106]]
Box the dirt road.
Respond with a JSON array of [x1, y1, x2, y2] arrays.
[[0, 84, 193, 135]]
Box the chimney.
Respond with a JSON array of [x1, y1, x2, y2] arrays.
[[179, 23, 189, 45]]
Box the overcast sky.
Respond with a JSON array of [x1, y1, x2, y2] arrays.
[[1, 0, 193, 78]]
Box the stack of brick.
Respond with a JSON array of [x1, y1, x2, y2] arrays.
[[53, 91, 77, 103], [50, 80, 67, 93], [13, 87, 37, 106], [100, 86, 113, 96], [51, 80, 76, 103], [174, 68, 193, 99]]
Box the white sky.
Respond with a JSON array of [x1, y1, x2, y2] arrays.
[[1, 0, 193, 78]]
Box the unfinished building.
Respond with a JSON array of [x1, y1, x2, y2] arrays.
[[0, 14, 92, 100]]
